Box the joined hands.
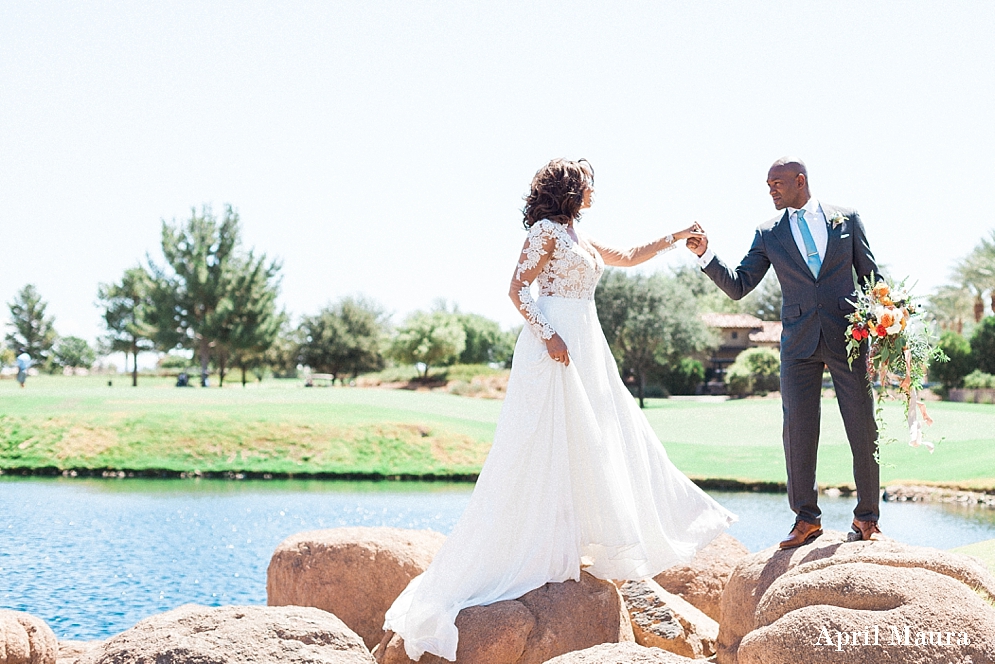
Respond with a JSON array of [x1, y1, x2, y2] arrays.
[[685, 223, 709, 257]]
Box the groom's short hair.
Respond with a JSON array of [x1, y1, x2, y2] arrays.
[[771, 157, 808, 178]]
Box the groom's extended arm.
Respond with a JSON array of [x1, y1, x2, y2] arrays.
[[699, 230, 772, 301]]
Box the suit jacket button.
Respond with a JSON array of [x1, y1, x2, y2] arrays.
[[818, 304, 823, 308]]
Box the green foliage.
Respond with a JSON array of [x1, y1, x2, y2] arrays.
[[97, 266, 157, 386], [0, 348, 14, 367], [215, 251, 285, 386], [53, 336, 96, 370], [656, 358, 705, 396], [930, 285, 975, 336], [5, 284, 58, 365], [970, 317, 995, 375], [955, 229, 995, 321], [159, 353, 193, 370], [963, 370, 995, 389], [726, 347, 781, 398], [298, 297, 389, 383], [390, 311, 466, 379], [596, 269, 714, 407], [931, 331, 974, 388], [456, 312, 515, 366], [673, 265, 782, 321], [264, 322, 303, 378], [148, 204, 282, 386]]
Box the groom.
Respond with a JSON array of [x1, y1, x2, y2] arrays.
[[688, 158, 881, 549]]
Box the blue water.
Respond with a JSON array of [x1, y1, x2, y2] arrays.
[[1, 477, 993, 641]]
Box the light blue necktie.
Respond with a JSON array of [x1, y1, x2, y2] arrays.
[[796, 209, 822, 278]]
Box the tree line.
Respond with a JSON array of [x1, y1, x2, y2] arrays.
[[926, 229, 995, 391], [3, 202, 780, 397], [3, 206, 522, 388], [7, 205, 991, 400]]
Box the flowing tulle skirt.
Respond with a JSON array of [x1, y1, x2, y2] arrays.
[[383, 296, 736, 661]]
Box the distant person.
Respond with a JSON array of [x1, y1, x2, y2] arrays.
[[16, 349, 31, 388]]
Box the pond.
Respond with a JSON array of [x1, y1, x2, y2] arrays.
[[2, 476, 993, 641]]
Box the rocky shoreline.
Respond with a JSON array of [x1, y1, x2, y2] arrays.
[[5, 526, 994, 664]]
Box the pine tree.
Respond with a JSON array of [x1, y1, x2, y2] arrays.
[[5, 284, 58, 366], [97, 266, 157, 386], [214, 251, 284, 386], [148, 205, 242, 387]]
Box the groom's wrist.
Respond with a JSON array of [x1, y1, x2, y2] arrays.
[[697, 248, 715, 268]]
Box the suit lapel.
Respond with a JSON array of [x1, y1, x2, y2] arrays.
[[820, 203, 843, 276], [771, 210, 813, 277]]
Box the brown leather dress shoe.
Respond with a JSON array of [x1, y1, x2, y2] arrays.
[[778, 519, 823, 549], [851, 518, 882, 541]]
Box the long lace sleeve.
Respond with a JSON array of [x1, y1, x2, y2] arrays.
[[509, 221, 558, 340], [587, 233, 677, 267]]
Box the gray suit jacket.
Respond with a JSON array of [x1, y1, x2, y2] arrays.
[[703, 204, 878, 360]]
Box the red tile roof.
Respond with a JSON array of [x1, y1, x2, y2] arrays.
[[749, 321, 782, 343], [700, 312, 764, 329]]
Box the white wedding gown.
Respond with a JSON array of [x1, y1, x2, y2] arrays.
[[383, 220, 736, 661]]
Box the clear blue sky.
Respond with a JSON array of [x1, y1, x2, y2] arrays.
[[2, 2, 993, 351]]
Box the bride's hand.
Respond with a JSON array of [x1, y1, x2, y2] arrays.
[[545, 333, 570, 366], [673, 223, 705, 242]]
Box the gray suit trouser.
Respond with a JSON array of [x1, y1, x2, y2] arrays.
[[780, 333, 880, 525]]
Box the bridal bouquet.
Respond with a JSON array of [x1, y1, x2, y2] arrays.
[[844, 274, 947, 452]]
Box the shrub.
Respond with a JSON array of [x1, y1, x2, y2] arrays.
[[963, 370, 995, 389], [726, 347, 781, 397], [931, 331, 974, 388], [970, 317, 995, 375], [659, 358, 705, 396], [390, 311, 466, 380]]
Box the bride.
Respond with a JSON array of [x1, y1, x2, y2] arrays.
[[383, 158, 736, 661]]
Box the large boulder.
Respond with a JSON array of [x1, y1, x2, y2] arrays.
[[738, 562, 995, 664], [619, 579, 717, 658], [653, 533, 749, 622], [374, 571, 634, 664], [718, 530, 995, 664], [75, 605, 375, 664], [543, 642, 700, 663], [0, 610, 58, 664], [268, 527, 446, 650]]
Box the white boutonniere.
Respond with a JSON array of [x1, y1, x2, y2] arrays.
[[830, 211, 847, 229]]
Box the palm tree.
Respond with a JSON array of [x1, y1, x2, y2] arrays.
[[954, 231, 995, 321], [928, 285, 974, 334]]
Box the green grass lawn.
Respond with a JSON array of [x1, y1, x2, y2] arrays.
[[951, 539, 995, 575], [642, 397, 995, 489], [2, 374, 994, 488]]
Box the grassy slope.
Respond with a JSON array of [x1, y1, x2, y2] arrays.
[[0, 376, 500, 476], [951, 539, 995, 574], [2, 375, 994, 487]]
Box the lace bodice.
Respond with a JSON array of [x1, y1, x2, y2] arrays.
[[510, 219, 605, 340], [522, 220, 605, 300], [509, 218, 679, 341]]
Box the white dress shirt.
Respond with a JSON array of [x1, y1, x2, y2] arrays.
[[697, 197, 827, 268]]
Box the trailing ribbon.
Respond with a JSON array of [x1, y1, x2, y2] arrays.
[[904, 347, 934, 452]]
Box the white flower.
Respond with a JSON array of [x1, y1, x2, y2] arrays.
[[830, 212, 847, 229]]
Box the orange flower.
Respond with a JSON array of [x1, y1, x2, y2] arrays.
[[873, 282, 890, 299], [879, 311, 896, 328]]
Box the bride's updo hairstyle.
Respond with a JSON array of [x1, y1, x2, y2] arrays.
[[522, 158, 594, 229]]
